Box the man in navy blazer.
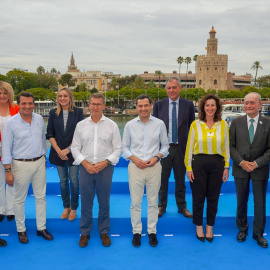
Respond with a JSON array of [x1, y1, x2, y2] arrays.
[[153, 76, 195, 218], [230, 92, 270, 248]]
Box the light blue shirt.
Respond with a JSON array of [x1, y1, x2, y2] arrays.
[[122, 115, 169, 161], [168, 97, 179, 143], [2, 112, 47, 164]]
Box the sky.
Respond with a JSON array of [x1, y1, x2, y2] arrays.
[[1, 0, 270, 78]]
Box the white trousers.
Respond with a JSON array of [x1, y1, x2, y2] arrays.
[[12, 156, 47, 232], [0, 162, 14, 215], [128, 162, 161, 234]]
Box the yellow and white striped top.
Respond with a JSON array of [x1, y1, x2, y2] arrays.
[[184, 119, 230, 171]]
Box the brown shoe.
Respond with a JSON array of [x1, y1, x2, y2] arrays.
[[158, 206, 166, 218], [68, 210, 77, 221], [79, 235, 90, 248], [100, 233, 111, 247], [61, 208, 71, 219], [18, 232, 28, 244], [178, 208, 193, 218]]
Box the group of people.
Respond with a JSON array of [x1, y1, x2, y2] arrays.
[[0, 76, 269, 249]]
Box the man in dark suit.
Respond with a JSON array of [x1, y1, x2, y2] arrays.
[[153, 76, 195, 218], [230, 92, 270, 248]]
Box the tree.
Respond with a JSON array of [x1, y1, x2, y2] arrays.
[[51, 68, 57, 75], [110, 77, 118, 90], [176, 56, 184, 79], [58, 74, 76, 87], [0, 74, 7, 81], [36, 74, 58, 89], [184, 57, 192, 89], [193, 55, 198, 73], [154, 70, 165, 87], [36, 65, 45, 75], [251, 61, 263, 85], [26, 88, 56, 101], [133, 76, 145, 89], [257, 75, 270, 88]]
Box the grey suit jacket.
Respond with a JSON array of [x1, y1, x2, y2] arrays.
[[230, 114, 270, 180]]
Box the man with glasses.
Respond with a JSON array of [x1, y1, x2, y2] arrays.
[[71, 93, 121, 248], [153, 77, 195, 218]]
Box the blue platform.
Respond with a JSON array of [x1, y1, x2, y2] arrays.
[[1, 156, 270, 270]]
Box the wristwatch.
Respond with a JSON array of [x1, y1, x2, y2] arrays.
[[106, 159, 112, 165]]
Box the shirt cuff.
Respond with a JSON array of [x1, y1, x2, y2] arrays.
[[73, 154, 85, 165]]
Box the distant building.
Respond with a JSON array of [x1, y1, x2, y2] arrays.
[[140, 27, 251, 91], [66, 53, 121, 92]]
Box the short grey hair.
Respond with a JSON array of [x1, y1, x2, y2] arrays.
[[89, 93, 105, 103], [244, 92, 261, 103], [165, 76, 181, 88]]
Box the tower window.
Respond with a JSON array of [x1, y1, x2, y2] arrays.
[[215, 67, 217, 70], [214, 79, 217, 85], [199, 80, 202, 85]]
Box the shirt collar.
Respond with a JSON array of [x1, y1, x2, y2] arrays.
[[169, 97, 180, 105], [136, 114, 154, 123], [89, 114, 105, 123], [247, 114, 259, 123]]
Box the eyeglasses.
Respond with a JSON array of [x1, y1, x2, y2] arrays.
[[90, 103, 104, 107], [166, 86, 178, 90]]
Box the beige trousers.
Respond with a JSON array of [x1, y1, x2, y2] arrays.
[[12, 156, 46, 232]]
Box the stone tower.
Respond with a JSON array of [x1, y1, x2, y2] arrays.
[[196, 27, 228, 90], [68, 52, 80, 72]]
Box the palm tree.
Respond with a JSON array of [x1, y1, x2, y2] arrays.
[[51, 68, 57, 75], [154, 70, 165, 100], [251, 61, 263, 85], [193, 55, 198, 74], [176, 56, 184, 80], [36, 65, 45, 75], [184, 57, 192, 90]]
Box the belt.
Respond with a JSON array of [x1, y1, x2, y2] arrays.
[[14, 156, 43, 162], [169, 143, 179, 147]]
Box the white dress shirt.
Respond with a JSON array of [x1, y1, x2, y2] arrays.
[[247, 114, 259, 134], [122, 115, 169, 161], [71, 114, 121, 166], [2, 113, 47, 164]]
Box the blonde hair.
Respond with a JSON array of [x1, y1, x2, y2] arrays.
[[55, 88, 75, 116], [0, 81, 15, 107]]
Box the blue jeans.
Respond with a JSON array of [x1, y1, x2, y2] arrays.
[[57, 162, 79, 210]]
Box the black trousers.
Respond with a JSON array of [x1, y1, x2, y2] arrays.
[[191, 154, 224, 226], [235, 176, 268, 236], [158, 144, 187, 210]]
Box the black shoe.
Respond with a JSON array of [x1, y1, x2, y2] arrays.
[[148, 233, 158, 247], [132, 233, 141, 247], [0, 238, 7, 247], [0, 214, 4, 222], [206, 236, 214, 243], [18, 232, 28, 244], [37, 229, 54, 241], [196, 232, 205, 242], [7, 215, 15, 221], [237, 231, 248, 242], [252, 234, 268, 248]]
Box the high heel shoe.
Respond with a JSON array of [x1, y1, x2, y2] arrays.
[[206, 225, 214, 243], [196, 233, 205, 242], [196, 226, 205, 242], [61, 208, 71, 219], [68, 209, 77, 221]]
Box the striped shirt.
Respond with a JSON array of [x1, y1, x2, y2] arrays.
[[184, 119, 230, 171]]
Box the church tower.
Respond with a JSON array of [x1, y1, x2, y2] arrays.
[[68, 52, 80, 72], [196, 27, 228, 90]]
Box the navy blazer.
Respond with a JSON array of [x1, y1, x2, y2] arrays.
[[153, 97, 195, 157], [46, 107, 84, 166], [230, 114, 270, 180]]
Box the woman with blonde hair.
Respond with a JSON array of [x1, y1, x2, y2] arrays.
[[47, 88, 84, 220], [0, 81, 20, 223]]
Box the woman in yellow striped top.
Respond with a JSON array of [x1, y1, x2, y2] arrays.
[[184, 94, 230, 243]]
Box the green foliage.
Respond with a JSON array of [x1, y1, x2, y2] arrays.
[[59, 74, 76, 87], [73, 91, 89, 102], [133, 76, 145, 89], [257, 75, 270, 88], [90, 88, 98, 94], [0, 74, 7, 81], [26, 88, 56, 101], [36, 66, 45, 75], [50, 68, 57, 74], [147, 80, 156, 88]]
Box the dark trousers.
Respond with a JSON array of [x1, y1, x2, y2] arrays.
[[159, 144, 186, 210], [235, 176, 268, 236], [79, 164, 113, 236], [191, 154, 224, 226]]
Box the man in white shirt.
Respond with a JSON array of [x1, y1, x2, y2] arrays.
[[71, 93, 121, 248], [2, 92, 53, 244], [122, 94, 169, 247]]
